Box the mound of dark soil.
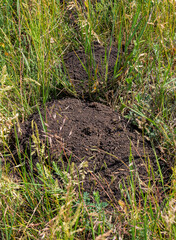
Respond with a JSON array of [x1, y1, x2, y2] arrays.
[[9, 98, 170, 204], [62, 43, 126, 100]]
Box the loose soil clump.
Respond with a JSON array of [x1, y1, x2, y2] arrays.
[[9, 98, 169, 204]]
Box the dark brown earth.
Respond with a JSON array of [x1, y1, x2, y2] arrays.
[[62, 43, 120, 98], [8, 45, 171, 205], [9, 97, 170, 204]]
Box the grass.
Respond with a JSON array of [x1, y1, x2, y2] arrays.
[[0, 0, 176, 239]]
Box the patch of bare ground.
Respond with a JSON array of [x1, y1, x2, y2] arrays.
[[8, 97, 170, 204]]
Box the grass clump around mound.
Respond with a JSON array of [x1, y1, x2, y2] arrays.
[[0, 0, 176, 239]]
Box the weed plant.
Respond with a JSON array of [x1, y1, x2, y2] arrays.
[[0, 0, 176, 239]]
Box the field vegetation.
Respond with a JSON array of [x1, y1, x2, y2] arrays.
[[0, 0, 176, 239]]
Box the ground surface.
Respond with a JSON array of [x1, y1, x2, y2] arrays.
[[8, 45, 170, 204], [9, 97, 168, 204], [62, 42, 119, 98]]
